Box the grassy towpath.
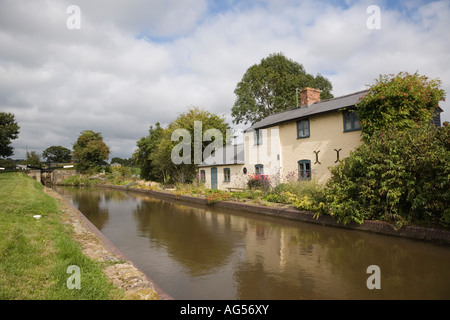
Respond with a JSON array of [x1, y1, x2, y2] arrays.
[[0, 172, 125, 299]]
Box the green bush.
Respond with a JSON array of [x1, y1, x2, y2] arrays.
[[61, 174, 100, 186], [263, 179, 328, 216], [106, 165, 133, 185], [326, 122, 450, 227]]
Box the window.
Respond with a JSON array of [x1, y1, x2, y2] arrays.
[[254, 129, 263, 145], [297, 119, 310, 138], [343, 111, 361, 132], [298, 160, 311, 180], [431, 108, 441, 127], [255, 164, 264, 175], [223, 168, 231, 182], [200, 170, 206, 183]]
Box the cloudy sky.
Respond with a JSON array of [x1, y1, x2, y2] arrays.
[[1, 0, 449, 160]]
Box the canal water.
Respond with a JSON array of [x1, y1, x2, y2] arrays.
[[55, 186, 450, 300]]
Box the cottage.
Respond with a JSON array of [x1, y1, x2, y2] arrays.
[[198, 143, 245, 190], [245, 87, 368, 185], [199, 87, 442, 190]]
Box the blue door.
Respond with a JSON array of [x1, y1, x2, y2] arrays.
[[211, 167, 218, 189]]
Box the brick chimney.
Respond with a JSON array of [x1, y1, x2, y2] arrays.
[[299, 87, 321, 107]]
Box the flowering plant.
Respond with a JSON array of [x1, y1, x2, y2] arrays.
[[247, 173, 271, 191]]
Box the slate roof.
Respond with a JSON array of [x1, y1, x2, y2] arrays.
[[246, 89, 369, 131], [198, 143, 245, 167]]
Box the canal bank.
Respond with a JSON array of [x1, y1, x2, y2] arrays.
[[98, 184, 450, 245], [45, 186, 172, 300]]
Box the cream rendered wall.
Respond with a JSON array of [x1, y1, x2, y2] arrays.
[[244, 126, 281, 179], [199, 164, 245, 190], [279, 111, 362, 184]]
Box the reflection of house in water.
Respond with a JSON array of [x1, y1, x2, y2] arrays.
[[132, 198, 244, 276], [238, 221, 353, 299]]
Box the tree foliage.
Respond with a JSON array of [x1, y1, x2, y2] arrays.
[[134, 107, 231, 184], [355, 71, 445, 141], [26, 151, 41, 168], [110, 157, 134, 167], [42, 146, 72, 163], [0, 112, 20, 158], [326, 122, 450, 227], [133, 122, 165, 181], [231, 53, 333, 125], [73, 130, 110, 173]]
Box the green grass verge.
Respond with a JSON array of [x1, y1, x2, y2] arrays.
[[0, 172, 124, 300]]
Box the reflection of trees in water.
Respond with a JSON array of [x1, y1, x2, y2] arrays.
[[57, 186, 110, 230], [102, 189, 130, 203], [132, 198, 243, 276]]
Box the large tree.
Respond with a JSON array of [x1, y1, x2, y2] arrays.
[[73, 130, 110, 173], [0, 112, 20, 158], [133, 122, 165, 181], [231, 53, 333, 125], [42, 145, 72, 163], [135, 107, 231, 184], [161, 107, 231, 183]]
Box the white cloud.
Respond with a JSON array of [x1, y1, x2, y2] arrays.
[[0, 0, 448, 160]]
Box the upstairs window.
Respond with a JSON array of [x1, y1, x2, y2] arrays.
[[297, 119, 310, 138], [254, 129, 263, 145], [343, 111, 361, 132]]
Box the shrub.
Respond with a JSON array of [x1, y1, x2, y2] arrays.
[[263, 179, 328, 216], [326, 122, 450, 227], [205, 190, 230, 204], [61, 174, 100, 186]]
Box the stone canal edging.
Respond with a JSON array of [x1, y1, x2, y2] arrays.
[[45, 186, 173, 300], [98, 184, 450, 245]]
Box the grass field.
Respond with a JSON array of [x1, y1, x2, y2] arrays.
[[0, 172, 124, 299]]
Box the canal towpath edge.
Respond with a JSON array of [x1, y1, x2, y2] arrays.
[[44, 186, 173, 300]]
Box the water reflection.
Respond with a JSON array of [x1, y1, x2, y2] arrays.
[[55, 186, 450, 300], [132, 199, 238, 276], [56, 186, 110, 229]]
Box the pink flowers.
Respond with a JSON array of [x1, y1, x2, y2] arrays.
[[247, 173, 271, 190]]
